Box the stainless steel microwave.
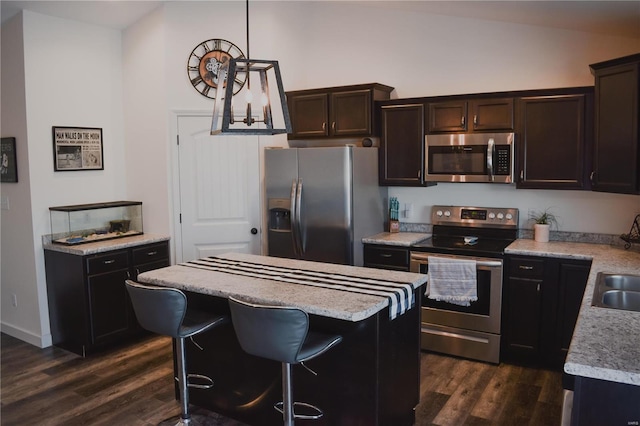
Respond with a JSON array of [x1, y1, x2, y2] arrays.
[[424, 132, 514, 183]]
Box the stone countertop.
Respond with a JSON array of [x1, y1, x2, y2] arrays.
[[137, 252, 427, 322], [505, 239, 640, 386], [42, 233, 170, 255], [362, 232, 431, 247]]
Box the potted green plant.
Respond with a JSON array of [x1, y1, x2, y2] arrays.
[[529, 208, 558, 242]]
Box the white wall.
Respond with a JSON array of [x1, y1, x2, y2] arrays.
[[125, 1, 639, 236], [0, 13, 40, 345], [392, 185, 640, 234], [2, 1, 639, 347], [1, 10, 127, 346], [122, 7, 170, 235]]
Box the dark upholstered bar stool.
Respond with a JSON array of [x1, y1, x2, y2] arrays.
[[228, 296, 342, 426], [125, 280, 228, 426]]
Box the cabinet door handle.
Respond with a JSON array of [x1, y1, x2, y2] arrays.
[[103, 259, 116, 265], [146, 251, 158, 256], [519, 265, 534, 270], [380, 254, 393, 258], [322, 122, 326, 130], [537, 283, 541, 292], [332, 122, 336, 130], [473, 114, 478, 126], [590, 171, 595, 185], [520, 170, 524, 181], [417, 170, 421, 178], [461, 116, 465, 127]]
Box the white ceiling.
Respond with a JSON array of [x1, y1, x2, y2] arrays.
[[0, 1, 163, 30], [1, 1, 639, 38]]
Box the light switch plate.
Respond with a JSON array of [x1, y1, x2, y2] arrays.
[[1, 195, 9, 210]]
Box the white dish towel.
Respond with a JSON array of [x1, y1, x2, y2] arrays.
[[427, 256, 477, 306]]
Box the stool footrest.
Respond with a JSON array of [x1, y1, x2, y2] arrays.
[[274, 401, 323, 420], [174, 373, 214, 389]]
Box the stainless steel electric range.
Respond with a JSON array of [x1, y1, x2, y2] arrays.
[[410, 205, 519, 364]]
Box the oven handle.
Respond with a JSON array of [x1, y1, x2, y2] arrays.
[[410, 252, 502, 268]]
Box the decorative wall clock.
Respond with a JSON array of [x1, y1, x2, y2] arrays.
[[187, 39, 247, 99]]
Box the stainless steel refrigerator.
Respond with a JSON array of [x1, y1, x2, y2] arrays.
[[265, 146, 387, 266]]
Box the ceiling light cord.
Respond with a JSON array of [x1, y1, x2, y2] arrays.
[[245, 0, 250, 60]]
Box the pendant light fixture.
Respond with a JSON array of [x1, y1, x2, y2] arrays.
[[211, 0, 292, 135]]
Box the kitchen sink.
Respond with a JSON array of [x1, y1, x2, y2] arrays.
[[592, 273, 640, 313], [602, 274, 640, 292], [601, 290, 640, 311]]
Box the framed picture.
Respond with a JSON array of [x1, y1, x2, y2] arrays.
[[1, 137, 18, 183], [52, 126, 104, 171]]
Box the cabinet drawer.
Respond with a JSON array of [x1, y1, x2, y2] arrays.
[[364, 245, 409, 269], [86, 251, 129, 275], [132, 243, 169, 265], [509, 256, 544, 279]]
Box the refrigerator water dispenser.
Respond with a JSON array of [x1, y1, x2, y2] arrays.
[[268, 198, 296, 259], [268, 198, 292, 231]]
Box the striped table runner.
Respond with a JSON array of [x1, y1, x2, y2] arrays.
[[181, 256, 415, 320]]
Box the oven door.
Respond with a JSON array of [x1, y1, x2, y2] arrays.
[[410, 252, 503, 334]]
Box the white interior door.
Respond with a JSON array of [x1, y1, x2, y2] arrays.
[[176, 115, 261, 262]]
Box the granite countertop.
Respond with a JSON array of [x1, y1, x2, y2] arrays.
[[138, 252, 427, 322], [505, 239, 640, 386], [42, 233, 170, 255], [362, 232, 431, 246]]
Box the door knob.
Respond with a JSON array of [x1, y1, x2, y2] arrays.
[[250, 228, 258, 235]]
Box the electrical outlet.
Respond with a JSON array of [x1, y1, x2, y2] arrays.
[[11, 294, 17, 307]]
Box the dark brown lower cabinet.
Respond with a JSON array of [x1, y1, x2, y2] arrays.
[[44, 240, 170, 356], [363, 244, 410, 271], [502, 255, 591, 369], [571, 376, 640, 425]]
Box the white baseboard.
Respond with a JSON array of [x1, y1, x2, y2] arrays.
[[1, 322, 52, 348]]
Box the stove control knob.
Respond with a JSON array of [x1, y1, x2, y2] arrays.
[[506, 213, 513, 220], [436, 210, 443, 217], [488, 212, 496, 219], [444, 210, 451, 217], [497, 213, 504, 220]]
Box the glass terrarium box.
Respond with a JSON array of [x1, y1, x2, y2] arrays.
[[49, 201, 143, 245]]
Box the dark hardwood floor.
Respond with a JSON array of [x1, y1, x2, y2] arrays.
[[0, 333, 562, 425]]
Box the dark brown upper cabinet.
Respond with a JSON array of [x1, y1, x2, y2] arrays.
[[427, 98, 514, 133], [516, 88, 594, 190], [287, 83, 394, 139], [590, 53, 640, 194], [379, 102, 434, 187]]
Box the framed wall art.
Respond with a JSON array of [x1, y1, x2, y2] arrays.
[[52, 126, 104, 171], [1, 137, 18, 183]]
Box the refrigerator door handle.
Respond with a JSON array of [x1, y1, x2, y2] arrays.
[[290, 179, 299, 257], [295, 178, 305, 254]]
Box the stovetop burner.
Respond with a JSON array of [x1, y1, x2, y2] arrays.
[[411, 206, 519, 257], [412, 235, 516, 257]]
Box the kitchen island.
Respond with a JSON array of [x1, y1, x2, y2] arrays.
[[137, 252, 427, 426]]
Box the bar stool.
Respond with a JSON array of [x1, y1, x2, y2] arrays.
[[125, 280, 228, 426], [228, 296, 342, 426]]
